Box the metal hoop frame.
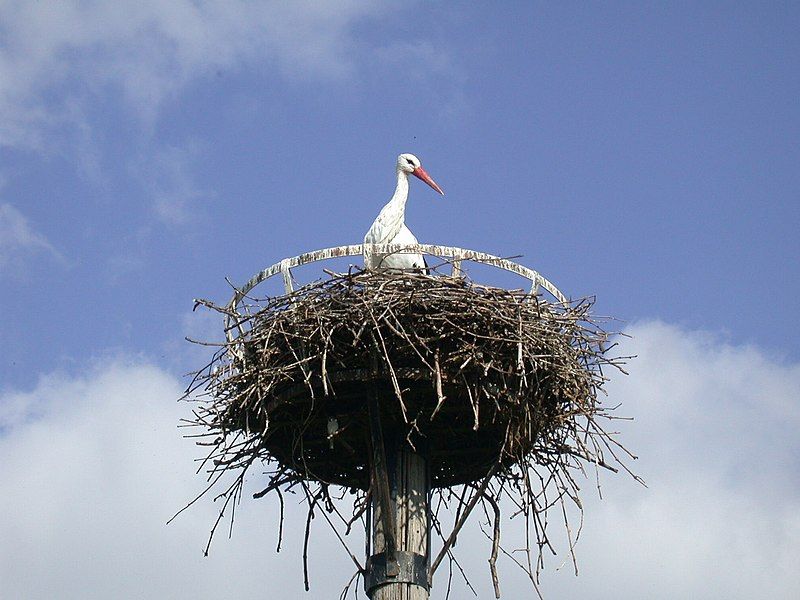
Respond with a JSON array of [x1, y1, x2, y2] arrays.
[[224, 244, 568, 343]]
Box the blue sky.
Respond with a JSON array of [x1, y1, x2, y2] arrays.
[[1, 3, 798, 599]]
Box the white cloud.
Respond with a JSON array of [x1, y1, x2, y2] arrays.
[[0, 203, 64, 273], [0, 0, 391, 149], [458, 321, 800, 599], [3, 321, 795, 598], [0, 360, 356, 599]]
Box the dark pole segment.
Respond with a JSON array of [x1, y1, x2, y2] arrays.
[[366, 445, 430, 600], [368, 390, 399, 577]]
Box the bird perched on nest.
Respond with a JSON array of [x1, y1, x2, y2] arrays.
[[363, 153, 444, 273]]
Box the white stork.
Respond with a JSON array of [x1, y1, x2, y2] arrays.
[[363, 153, 444, 272]]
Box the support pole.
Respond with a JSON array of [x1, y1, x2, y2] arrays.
[[367, 448, 430, 600], [366, 394, 429, 599]]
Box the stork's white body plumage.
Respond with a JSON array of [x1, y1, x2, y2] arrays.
[[364, 153, 444, 272]]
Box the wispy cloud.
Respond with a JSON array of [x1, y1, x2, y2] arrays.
[[0, 322, 797, 598], [0, 1, 392, 149], [0, 2, 466, 235], [132, 143, 211, 226], [0, 203, 64, 273], [372, 39, 469, 121]]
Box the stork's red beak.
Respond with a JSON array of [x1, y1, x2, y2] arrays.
[[412, 166, 444, 195]]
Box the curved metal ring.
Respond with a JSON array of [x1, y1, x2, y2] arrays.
[[224, 243, 568, 343]]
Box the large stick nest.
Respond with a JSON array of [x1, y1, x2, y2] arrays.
[[183, 268, 635, 593]]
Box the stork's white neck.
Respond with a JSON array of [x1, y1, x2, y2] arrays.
[[363, 169, 411, 246], [390, 168, 410, 208], [378, 168, 410, 225]]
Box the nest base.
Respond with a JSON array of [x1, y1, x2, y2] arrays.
[[266, 372, 510, 489]]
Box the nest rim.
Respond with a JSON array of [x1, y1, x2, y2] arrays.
[[222, 243, 569, 345]]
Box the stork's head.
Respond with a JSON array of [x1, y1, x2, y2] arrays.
[[397, 153, 444, 195]]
